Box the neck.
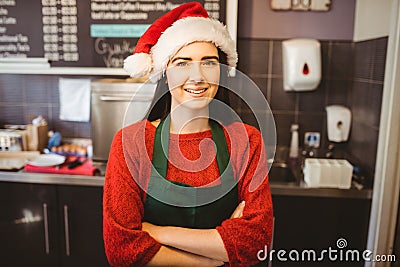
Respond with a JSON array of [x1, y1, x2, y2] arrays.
[[169, 106, 210, 134]]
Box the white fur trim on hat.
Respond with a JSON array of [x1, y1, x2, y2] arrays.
[[124, 53, 152, 78], [150, 17, 238, 79]]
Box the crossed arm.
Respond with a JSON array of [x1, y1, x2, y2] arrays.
[[144, 201, 245, 267]]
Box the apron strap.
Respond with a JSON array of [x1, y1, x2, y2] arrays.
[[152, 118, 170, 179], [209, 119, 230, 177]]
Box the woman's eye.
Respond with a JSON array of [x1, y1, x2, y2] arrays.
[[176, 61, 189, 67], [202, 61, 219, 67]]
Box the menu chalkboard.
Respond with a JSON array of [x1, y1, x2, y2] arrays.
[[0, 0, 226, 68]]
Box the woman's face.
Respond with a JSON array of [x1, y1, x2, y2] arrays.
[[166, 42, 220, 111]]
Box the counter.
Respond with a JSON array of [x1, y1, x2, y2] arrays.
[[0, 170, 104, 187], [0, 170, 373, 199], [271, 182, 372, 199]]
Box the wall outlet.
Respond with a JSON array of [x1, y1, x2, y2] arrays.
[[304, 132, 320, 148]]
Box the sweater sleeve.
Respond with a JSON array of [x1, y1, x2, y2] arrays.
[[103, 129, 161, 267], [216, 126, 274, 267]]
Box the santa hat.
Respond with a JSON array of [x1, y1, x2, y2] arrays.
[[123, 1, 237, 81]]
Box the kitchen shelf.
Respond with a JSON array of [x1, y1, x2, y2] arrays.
[[0, 67, 129, 76], [0, 170, 104, 187]]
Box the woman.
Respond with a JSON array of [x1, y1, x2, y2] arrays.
[[103, 2, 273, 266]]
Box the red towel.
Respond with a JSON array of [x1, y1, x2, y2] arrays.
[[24, 157, 99, 176]]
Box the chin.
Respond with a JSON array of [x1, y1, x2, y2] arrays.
[[180, 98, 213, 110]]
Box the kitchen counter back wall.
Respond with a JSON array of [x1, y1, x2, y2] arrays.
[[0, 74, 95, 138], [348, 37, 387, 177], [235, 36, 387, 178]]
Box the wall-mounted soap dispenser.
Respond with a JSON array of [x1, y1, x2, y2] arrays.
[[326, 105, 351, 142], [282, 38, 321, 91]]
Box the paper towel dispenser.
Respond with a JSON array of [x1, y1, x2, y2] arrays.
[[282, 38, 321, 91]]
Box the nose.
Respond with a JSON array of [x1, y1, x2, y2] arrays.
[[188, 62, 204, 82]]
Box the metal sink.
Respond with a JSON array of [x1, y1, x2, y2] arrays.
[[268, 162, 297, 185]]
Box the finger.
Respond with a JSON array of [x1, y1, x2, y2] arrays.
[[238, 201, 245, 217], [231, 201, 245, 218], [230, 208, 240, 219], [230, 205, 241, 218]]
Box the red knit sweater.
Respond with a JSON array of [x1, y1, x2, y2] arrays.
[[103, 120, 273, 267]]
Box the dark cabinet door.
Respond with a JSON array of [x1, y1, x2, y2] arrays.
[[0, 182, 59, 267], [271, 195, 371, 267], [57, 185, 109, 267]]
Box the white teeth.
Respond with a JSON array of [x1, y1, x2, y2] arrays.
[[184, 88, 207, 94]]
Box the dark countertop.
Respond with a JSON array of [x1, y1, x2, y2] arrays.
[[0, 170, 373, 199], [269, 159, 373, 199], [0, 170, 105, 187], [270, 181, 372, 199]]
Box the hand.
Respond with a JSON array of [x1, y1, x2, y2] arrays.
[[230, 201, 245, 219]]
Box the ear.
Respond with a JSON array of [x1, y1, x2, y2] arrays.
[[164, 73, 168, 84]]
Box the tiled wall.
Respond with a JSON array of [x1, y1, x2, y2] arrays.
[[0, 37, 387, 177], [0, 74, 94, 138], [235, 37, 387, 178], [236, 38, 354, 149], [348, 37, 387, 177]]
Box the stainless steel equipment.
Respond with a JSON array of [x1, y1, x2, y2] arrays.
[[0, 131, 24, 151], [91, 79, 156, 161]]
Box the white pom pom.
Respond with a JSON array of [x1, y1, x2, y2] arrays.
[[123, 53, 152, 78]]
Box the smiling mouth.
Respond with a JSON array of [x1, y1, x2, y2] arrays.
[[184, 88, 208, 94]]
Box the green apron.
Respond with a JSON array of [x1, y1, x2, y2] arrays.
[[143, 118, 266, 266], [143, 117, 239, 229]]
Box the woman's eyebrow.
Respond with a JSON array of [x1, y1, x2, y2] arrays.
[[170, 55, 219, 63], [201, 56, 219, 61], [171, 57, 191, 63]]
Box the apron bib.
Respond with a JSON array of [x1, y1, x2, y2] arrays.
[[143, 118, 239, 229]]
